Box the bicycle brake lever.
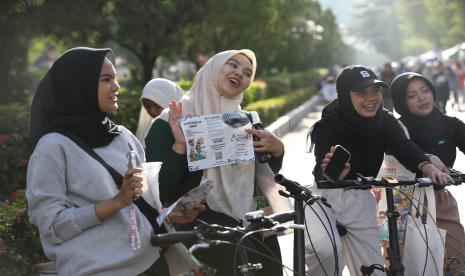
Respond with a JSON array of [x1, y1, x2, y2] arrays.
[[271, 224, 305, 233]]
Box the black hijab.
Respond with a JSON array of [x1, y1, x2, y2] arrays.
[[314, 65, 390, 142], [314, 65, 388, 144], [29, 47, 120, 150], [390, 72, 445, 151]]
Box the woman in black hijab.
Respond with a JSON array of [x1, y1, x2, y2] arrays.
[[27, 47, 161, 275], [391, 72, 465, 272], [305, 65, 451, 276]]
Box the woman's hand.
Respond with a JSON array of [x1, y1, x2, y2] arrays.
[[321, 146, 350, 181], [168, 101, 187, 154], [427, 154, 449, 173], [114, 168, 144, 208], [95, 168, 144, 221], [419, 161, 454, 185], [166, 203, 205, 224], [245, 128, 285, 157]]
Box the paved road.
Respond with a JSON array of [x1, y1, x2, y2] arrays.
[[276, 97, 465, 275]]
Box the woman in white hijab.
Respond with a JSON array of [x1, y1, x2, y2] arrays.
[[145, 50, 285, 275], [135, 78, 184, 147]]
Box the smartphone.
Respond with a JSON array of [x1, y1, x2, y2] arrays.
[[250, 111, 272, 163], [323, 145, 351, 182]]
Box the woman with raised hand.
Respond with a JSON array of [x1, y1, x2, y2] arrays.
[[306, 65, 452, 276], [27, 47, 161, 275], [135, 78, 184, 148], [145, 49, 285, 275], [390, 72, 465, 273]]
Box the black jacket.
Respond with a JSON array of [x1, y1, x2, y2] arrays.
[[312, 113, 428, 181], [401, 115, 465, 168]]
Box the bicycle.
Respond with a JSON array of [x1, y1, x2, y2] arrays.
[[274, 174, 333, 276], [315, 169, 465, 276], [151, 210, 301, 276]]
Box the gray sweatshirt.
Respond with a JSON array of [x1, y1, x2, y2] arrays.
[[26, 127, 160, 275]]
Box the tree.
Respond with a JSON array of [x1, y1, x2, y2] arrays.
[[310, 8, 353, 67], [397, 0, 465, 50], [188, 0, 348, 72], [182, 0, 303, 72], [34, 0, 209, 85], [24, 0, 349, 91], [389, 0, 465, 56], [0, 0, 41, 104], [107, 0, 209, 84], [350, 0, 405, 60]]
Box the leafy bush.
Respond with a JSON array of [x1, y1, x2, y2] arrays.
[[109, 86, 142, 133], [244, 88, 315, 126], [0, 102, 30, 196], [177, 79, 193, 91], [262, 72, 291, 98], [0, 189, 46, 275], [242, 81, 266, 107], [111, 80, 192, 133], [288, 70, 319, 90], [177, 79, 266, 107], [261, 69, 318, 98]]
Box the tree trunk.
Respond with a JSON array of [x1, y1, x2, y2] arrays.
[[0, 40, 14, 104], [139, 54, 157, 86]]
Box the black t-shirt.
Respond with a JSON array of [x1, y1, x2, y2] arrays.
[[312, 114, 428, 181]]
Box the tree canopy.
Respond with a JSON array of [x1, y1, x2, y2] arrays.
[[1, 0, 351, 103], [350, 0, 465, 59]]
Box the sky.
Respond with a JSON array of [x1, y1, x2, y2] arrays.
[[319, 0, 388, 67], [319, 0, 355, 26]]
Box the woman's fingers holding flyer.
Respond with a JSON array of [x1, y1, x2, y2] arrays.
[[166, 202, 205, 224], [246, 128, 284, 157], [168, 100, 187, 154]]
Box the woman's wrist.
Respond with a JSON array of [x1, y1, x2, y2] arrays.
[[95, 197, 127, 221], [419, 162, 437, 176], [418, 160, 432, 172], [172, 142, 186, 154], [272, 146, 285, 157], [270, 139, 285, 157]]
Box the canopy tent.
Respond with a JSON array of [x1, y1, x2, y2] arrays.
[[419, 49, 442, 63], [441, 43, 464, 61]]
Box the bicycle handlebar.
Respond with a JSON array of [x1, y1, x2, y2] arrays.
[[449, 168, 465, 181], [244, 211, 295, 232], [151, 229, 203, 247], [316, 169, 464, 190], [151, 210, 297, 247]]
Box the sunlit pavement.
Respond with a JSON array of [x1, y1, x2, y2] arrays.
[[276, 97, 465, 275]]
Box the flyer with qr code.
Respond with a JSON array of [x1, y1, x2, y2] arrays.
[[180, 112, 255, 172]]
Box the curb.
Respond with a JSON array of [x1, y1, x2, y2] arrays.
[[266, 94, 322, 137]]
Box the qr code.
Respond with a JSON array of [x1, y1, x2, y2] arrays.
[[215, 151, 222, 160]]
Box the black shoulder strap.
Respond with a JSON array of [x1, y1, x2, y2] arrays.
[[56, 130, 161, 231], [55, 130, 123, 187]]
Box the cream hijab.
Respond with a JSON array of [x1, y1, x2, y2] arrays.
[[160, 49, 257, 220], [135, 78, 184, 147]]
